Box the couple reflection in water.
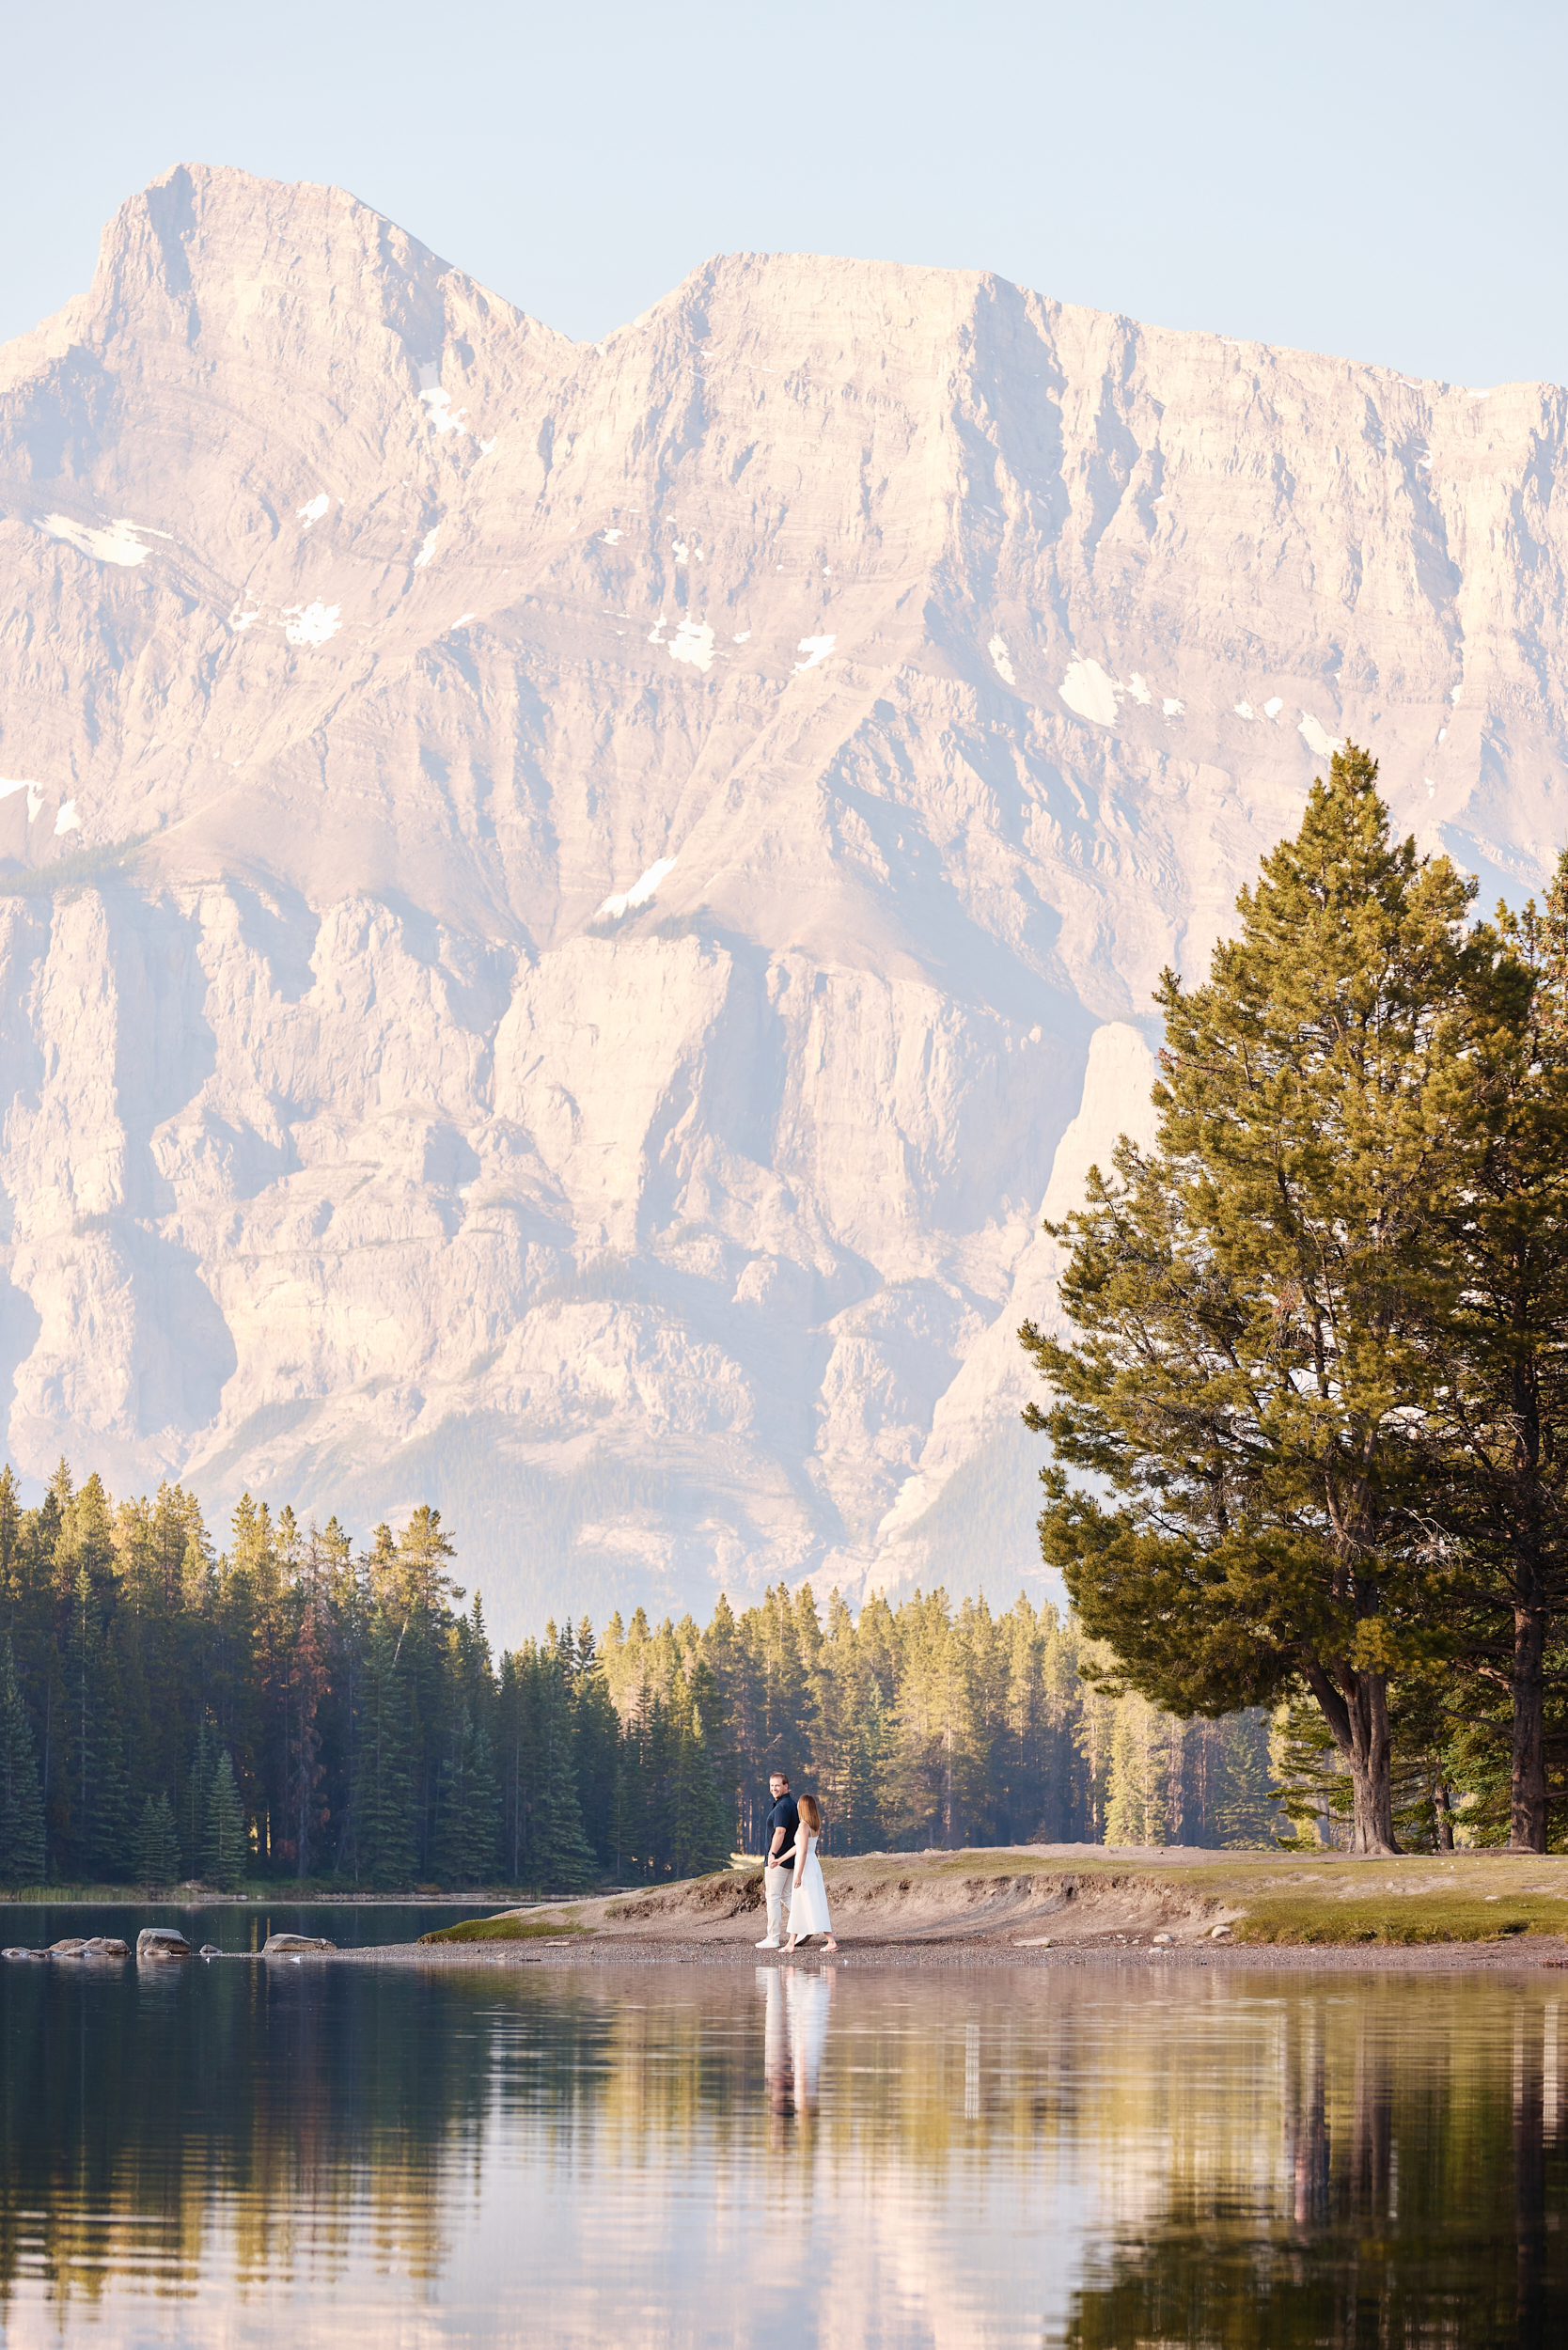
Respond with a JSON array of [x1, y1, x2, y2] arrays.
[[755, 1768, 838, 2140], [761, 1964, 834, 2132]]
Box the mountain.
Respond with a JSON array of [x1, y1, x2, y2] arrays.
[[0, 163, 1564, 1638]]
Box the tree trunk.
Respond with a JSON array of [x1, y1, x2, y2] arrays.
[[1435, 1779, 1455, 1852], [1512, 1601, 1548, 1853], [1302, 1657, 1398, 1855]]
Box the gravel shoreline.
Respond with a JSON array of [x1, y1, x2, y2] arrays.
[[328, 1933, 1568, 1974]]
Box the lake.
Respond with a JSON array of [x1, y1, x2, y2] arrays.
[[2, 1916, 1563, 2345]]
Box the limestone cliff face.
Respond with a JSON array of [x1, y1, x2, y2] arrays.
[[1, 164, 1565, 1631]]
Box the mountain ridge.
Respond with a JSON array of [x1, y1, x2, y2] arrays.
[[0, 163, 1564, 1637]]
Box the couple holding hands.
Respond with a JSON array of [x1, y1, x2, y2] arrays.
[[755, 1771, 838, 1952]]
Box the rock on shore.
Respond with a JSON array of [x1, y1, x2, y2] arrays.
[[136, 1926, 192, 1961], [3, 1935, 132, 1961]]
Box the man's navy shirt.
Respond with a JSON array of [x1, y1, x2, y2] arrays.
[[762, 1793, 799, 1867]]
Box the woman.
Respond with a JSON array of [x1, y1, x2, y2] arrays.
[[783, 1794, 838, 1952]]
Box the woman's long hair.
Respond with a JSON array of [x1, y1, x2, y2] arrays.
[[798, 1794, 823, 1834]]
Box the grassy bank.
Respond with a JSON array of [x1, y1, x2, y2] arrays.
[[400, 1847, 1568, 1952], [419, 1914, 588, 1945]]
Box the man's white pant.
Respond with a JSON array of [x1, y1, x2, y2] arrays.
[[763, 1864, 792, 1942]]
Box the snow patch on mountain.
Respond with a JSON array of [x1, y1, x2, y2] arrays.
[[0, 781, 46, 825], [1058, 659, 1120, 726], [668, 619, 715, 673], [39, 514, 164, 568], [598, 856, 680, 918], [284, 603, 342, 648], [1299, 711, 1343, 760]]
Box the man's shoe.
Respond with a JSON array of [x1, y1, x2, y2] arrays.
[[755, 1936, 780, 1949]]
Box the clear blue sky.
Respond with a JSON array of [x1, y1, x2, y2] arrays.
[[6, 0, 1563, 389]]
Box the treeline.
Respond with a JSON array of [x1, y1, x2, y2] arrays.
[[0, 1458, 1281, 1890]]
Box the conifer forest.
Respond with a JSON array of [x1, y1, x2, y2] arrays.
[[0, 1458, 1283, 1893]]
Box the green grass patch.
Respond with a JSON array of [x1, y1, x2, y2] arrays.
[[1234, 1893, 1567, 1946], [418, 1913, 588, 1945]]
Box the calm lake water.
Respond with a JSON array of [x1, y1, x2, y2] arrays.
[[2, 1916, 1564, 2346]]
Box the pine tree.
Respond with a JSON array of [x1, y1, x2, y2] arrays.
[[1403, 866, 1568, 1849], [434, 1697, 500, 1886], [0, 1637, 45, 1886], [1210, 1711, 1281, 1847], [665, 1661, 731, 1879], [63, 1563, 132, 1882], [530, 1653, 596, 1890], [1027, 747, 1493, 1853], [571, 1618, 624, 1865], [285, 1604, 330, 1877], [353, 1609, 416, 1889], [133, 1792, 182, 1889], [1270, 1694, 1354, 1849], [205, 1750, 246, 1891], [183, 1716, 215, 1875], [1104, 1694, 1170, 1847]]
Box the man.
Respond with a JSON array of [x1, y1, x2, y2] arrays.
[[755, 1770, 799, 1950]]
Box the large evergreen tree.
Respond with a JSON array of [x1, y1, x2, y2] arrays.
[[353, 1608, 416, 1889], [0, 1637, 45, 1886], [63, 1563, 132, 1882], [133, 1792, 182, 1890], [183, 1716, 216, 1877], [528, 1650, 596, 1890], [205, 1749, 246, 1891], [663, 1661, 731, 1879], [1402, 863, 1568, 1847], [571, 1620, 625, 1870], [1024, 748, 1495, 1851], [284, 1603, 330, 1877], [434, 1697, 500, 1886]]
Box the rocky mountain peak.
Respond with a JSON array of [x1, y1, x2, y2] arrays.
[[0, 167, 1563, 1635]]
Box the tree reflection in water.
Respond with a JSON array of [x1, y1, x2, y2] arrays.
[[2, 1953, 1565, 2343], [1066, 1984, 1567, 2348]]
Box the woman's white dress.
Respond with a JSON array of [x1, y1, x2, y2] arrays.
[[791, 1832, 833, 1937]]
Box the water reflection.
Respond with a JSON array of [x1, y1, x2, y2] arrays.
[[1, 1951, 1564, 2345], [1064, 1983, 1567, 2348], [761, 1966, 834, 2133]]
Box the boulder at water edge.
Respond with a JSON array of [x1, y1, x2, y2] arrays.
[[136, 1927, 192, 1961], [6, 1936, 131, 1961], [261, 1933, 336, 1956]]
